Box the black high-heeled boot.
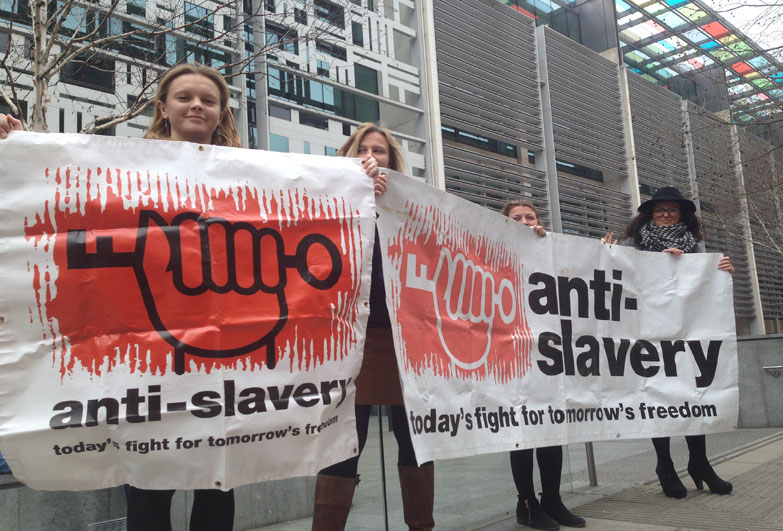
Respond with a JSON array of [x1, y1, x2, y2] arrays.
[[687, 458, 732, 494], [655, 458, 687, 499]]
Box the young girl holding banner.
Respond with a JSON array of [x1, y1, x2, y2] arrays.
[[311, 123, 434, 531], [605, 186, 733, 500], [0, 65, 385, 531], [503, 200, 586, 531], [0, 62, 242, 531]]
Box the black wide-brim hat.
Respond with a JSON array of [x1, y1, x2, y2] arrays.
[[638, 186, 696, 214]]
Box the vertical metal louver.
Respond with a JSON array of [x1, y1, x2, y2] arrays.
[[686, 104, 755, 319], [539, 26, 632, 237], [542, 27, 628, 176], [627, 72, 690, 193], [433, 0, 549, 217]]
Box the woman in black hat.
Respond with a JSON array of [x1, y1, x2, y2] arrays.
[[605, 186, 733, 499]]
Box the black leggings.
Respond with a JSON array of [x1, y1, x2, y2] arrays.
[[652, 434, 707, 461], [320, 404, 423, 478], [510, 445, 563, 499], [126, 487, 234, 531]]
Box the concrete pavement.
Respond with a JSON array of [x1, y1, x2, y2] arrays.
[[257, 426, 783, 530]]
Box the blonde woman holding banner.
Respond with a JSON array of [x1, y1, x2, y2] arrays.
[[1, 63, 242, 531], [502, 200, 586, 530], [311, 123, 434, 531], [0, 67, 385, 531]]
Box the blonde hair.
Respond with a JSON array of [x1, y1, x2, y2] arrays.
[[501, 200, 540, 223], [144, 63, 241, 148], [337, 123, 405, 172]]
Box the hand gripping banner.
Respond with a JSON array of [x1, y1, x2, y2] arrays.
[[376, 173, 739, 462], [0, 133, 375, 490]]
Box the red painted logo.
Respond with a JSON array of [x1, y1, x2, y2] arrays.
[[386, 202, 534, 382], [24, 166, 364, 377]]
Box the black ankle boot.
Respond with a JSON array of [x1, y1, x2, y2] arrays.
[[516, 497, 560, 530], [688, 458, 732, 494], [540, 495, 586, 528], [655, 458, 687, 498]]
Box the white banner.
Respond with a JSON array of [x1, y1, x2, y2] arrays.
[[377, 173, 739, 462], [0, 133, 375, 490]]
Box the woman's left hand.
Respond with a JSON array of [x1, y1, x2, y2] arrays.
[[717, 255, 734, 275], [361, 155, 387, 196], [532, 225, 546, 238]]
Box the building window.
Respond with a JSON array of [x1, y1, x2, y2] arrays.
[[299, 111, 329, 130], [317, 60, 329, 77], [268, 66, 379, 123], [294, 8, 307, 24], [354, 63, 378, 94], [441, 125, 518, 159], [303, 141, 310, 154], [76, 111, 82, 132], [59, 108, 65, 133], [270, 134, 289, 152], [61, 56, 115, 93], [556, 159, 603, 182], [266, 22, 298, 54], [127, 0, 145, 17], [316, 40, 346, 61], [184, 2, 214, 38], [352, 21, 364, 46], [269, 103, 291, 120], [342, 122, 351, 136], [325, 146, 338, 156], [314, 0, 344, 29], [264, 0, 274, 12]]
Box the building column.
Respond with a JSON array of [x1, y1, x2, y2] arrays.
[[604, 49, 641, 210], [534, 26, 563, 233], [417, 0, 445, 190], [727, 122, 766, 335]]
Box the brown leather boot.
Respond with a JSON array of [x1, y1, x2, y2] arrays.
[[398, 463, 435, 531], [311, 474, 358, 531]]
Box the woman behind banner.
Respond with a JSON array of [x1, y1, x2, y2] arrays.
[[310, 123, 434, 531], [604, 186, 734, 500], [0, 66, 385, 531], [503, 201, 585, 531]]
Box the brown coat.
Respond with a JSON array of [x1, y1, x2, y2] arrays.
[[354, 327, 403, 405]]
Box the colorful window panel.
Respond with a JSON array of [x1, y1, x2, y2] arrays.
[[656, 10, 688, 29], [643, 1, 668, 15], [748, 56, 770, 69], [752, 79, 774, 89], [701, 21, 730, 39], [682, 28, 710, 43], [618, 11, 643, 26], [731, 61, 753, 75], [676, 3, 707, 22]]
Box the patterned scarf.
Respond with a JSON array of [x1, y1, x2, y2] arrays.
[[638, 220, 697, 253]]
